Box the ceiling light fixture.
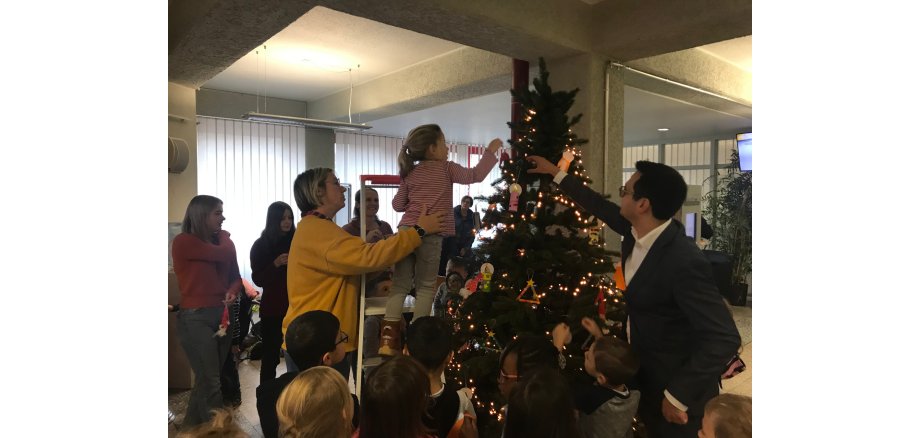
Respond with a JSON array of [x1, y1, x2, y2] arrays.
[[657, 128, 670, 132], [242, 112, 372, 131]]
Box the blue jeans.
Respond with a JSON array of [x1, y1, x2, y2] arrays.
[[177, 306, 231, 427]]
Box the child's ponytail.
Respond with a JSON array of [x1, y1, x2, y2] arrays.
[[398, 124, 443, 178]]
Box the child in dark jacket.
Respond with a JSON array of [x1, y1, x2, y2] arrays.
[[553, 317, 641, 438]]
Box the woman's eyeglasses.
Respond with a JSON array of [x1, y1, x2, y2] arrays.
[[498, 369, 520, 383], [335, 331, 349, 346]]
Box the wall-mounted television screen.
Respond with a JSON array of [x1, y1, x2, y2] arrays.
[[736, 132, 752, 172]]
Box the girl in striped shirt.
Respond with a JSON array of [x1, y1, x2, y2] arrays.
[[378, 124, 501, 355]]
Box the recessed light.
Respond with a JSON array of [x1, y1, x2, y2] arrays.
[[657, 128, 669, 132]]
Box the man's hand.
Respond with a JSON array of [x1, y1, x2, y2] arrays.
[[661, 397, 689, 425], [525, 155, 561, 176]]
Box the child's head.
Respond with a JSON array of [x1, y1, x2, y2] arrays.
[[445, 272, 464, 293], [177, 408, 247, 438], [445, 256, 469, 280], [276, 366, 354, 438], [584, 336, 639, 387], [699, 394, 752, 438], [503, 367, 578, 438], [285, 310, 348, 370], [399, 124, 446, 177], [497, 334, 559, 399], [359, 355, 432, 438], [405, 316, 453, 371]]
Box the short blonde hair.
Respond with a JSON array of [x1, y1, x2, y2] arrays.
[[293, 168, 334, 214], [177, 409, 247, 438], [704, 394, 752, 438], [277, 366, 353, 438]]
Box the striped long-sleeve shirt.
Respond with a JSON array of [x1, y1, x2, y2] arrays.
[[394, 152, 499, 236]]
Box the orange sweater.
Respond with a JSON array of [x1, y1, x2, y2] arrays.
[[283, 216, 421, 352], [172, 231, 241, 308]]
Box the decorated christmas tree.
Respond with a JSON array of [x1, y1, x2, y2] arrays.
[[442, 58, 629, 437]]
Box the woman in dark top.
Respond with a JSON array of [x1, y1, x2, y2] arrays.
[[250, 201, 296, 385]]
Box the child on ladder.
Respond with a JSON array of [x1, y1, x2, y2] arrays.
[[379, 124, 501, 356]]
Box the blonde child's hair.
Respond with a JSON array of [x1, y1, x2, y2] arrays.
[[398, 124, 443, 177], [177, 409, 247, 438], [276, 366, 354, 438], [704, 394, 752, 438]]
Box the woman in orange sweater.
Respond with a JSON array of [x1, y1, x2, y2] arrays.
[[172, 195, 241, 428], [283, 168, 444, 382]]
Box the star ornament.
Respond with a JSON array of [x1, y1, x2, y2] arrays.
[[517, 278, 541, 304]]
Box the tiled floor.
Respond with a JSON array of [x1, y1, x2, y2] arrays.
[[168, 305, 752, 436]]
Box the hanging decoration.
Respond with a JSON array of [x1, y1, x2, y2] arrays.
[[557, 150, 575, 172], [480, 263, 495, 292], [508, 183, 523, 212], [517, 277, 541, 304]]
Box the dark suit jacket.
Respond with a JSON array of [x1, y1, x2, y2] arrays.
[[558, 175, 740, 414]]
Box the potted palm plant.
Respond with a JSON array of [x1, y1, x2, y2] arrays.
[[703, 150, 752, 305]]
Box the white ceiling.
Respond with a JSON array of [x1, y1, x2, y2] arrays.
[[201, 8, 751, 146]]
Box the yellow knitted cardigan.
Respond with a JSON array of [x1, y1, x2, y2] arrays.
[[282, 215, 421, 352]]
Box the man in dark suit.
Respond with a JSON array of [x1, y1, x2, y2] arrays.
[[527, 156, 740, 438]]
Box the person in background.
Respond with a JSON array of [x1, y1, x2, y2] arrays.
[[276, 366, 355, 438], [342, 188, 395, 244], [283, 167, 445, 383], [405, 316, 478, 438], [172, 195, 241, 428], [454, 195, 481, 254], [382, 124, 501, 355], [251, 201, 296, 385]]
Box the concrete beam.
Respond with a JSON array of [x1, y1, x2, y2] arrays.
[[592, 0, 752, 61], [169, 0, 752, 89], [308, 47, 513, 122], [625, 48, 752, 118]]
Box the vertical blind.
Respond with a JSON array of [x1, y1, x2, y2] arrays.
[[197, 116, 309, 285]]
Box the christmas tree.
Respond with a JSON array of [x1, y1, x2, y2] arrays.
[[443, 58, 629, 437]]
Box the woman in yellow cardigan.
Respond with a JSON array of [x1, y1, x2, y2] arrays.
[[282, 168, 444, 382]]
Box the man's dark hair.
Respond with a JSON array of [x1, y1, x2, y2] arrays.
[[406, 316, 453, 370], [633, 160, 688, 220], [499, 333, 559, 379], [284, 310, 339, 370]]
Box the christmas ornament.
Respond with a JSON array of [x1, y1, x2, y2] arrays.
[[480, 263, 495, 292], [557, 150, 575, 172], [508, 183, 522, 212], [462, 273, 483, 299], [517, 277, 541, 304]]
